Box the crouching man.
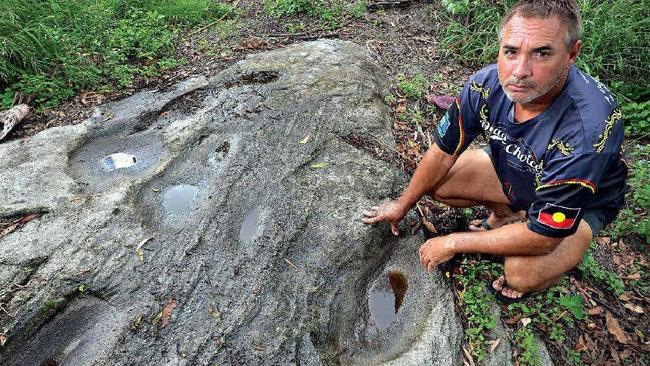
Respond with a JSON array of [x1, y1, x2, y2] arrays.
[[362, 0, 627, 302]]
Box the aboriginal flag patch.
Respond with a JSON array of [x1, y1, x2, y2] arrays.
[[537, 203, 581, 230]]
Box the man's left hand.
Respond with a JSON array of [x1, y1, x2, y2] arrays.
[[419, 235, 456, 272]]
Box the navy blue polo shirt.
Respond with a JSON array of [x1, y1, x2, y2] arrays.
[[433, 64, 627, 238]]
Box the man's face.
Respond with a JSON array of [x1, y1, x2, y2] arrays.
[[497, 14, 580, 105]]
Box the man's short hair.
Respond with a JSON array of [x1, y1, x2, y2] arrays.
[[499, 0, 582, 49]]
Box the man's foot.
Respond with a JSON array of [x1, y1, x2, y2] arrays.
[[490, 275, 528, 303], [469, 211, 525, 232]]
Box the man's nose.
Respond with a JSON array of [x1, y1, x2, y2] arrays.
[[512, 57, 532, 80]]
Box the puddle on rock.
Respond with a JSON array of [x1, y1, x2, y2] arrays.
[[368, 271, 408, 331], [163, 184, 199, 215], [239, 207, 263, 243]]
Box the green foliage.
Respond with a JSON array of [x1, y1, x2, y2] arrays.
[[611, 145, 650, 242], [263, 0, 365, 29], [1, 0, 234, 110], [457, 259, 498, 361], [384, 93, 397, 105], [347, 1, 367, 19], [263, 0, 340, 23], [514, 326, 541, 366], [440, 0, 516, 66], [576, 0, 650, 88], [622, 99, 650, 138], [397, 74, 429, 100], [558, 294, 586, 320], [578, 249, 625, 295], [138, 0, 234, 25], [2, 89, 14, 109]]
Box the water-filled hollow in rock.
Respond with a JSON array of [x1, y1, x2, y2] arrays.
[[163, 184, 199, 215], [368, 271, 408, 331], [239, 206, 264, 243]]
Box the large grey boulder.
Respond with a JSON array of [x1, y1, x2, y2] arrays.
[[0, 40, 463, 365]]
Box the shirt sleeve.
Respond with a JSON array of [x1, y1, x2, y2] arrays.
[[432, 77, 485, 156], [527, 153, 611, 237]]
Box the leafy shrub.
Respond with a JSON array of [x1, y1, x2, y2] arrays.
[[0, 0, 234, 110], [578, 250, 625, 295], [611, 145, 650, 242], [622, 99, 650, 138], [397, 74, 429, 99]]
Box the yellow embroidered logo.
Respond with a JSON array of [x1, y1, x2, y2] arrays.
[[594, 109, 622, 153]]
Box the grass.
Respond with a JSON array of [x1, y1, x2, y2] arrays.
[[453, 252, 639, 365], [0, 0, 237, 110], [610, 144, 650, 242], [263, 0, 367, 29], [456, 258, 498, 361]]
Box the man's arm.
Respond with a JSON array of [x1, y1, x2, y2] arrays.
[[362, 143, 457, 234], [397, 143, 458, 211], [419, 222, 563, 271]]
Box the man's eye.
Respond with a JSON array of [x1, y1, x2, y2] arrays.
[[504, 49, 516, 55], [536, 51, 550, 58]]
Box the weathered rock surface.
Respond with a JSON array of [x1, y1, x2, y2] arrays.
[[0, 40, 465, 365]]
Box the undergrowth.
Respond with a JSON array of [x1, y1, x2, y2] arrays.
[[0, 0, 236, 110], [262, 0, 366, 29]]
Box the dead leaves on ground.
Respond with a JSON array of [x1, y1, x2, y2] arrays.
[[0, 213, 39, 239], [152, 298, 177, 329]]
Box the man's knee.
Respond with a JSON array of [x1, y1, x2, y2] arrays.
[[504, 257, 548, 292]]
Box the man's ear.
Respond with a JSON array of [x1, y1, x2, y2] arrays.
[[569, 40, 582, 64]]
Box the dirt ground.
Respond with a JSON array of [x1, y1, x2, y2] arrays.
[[2, 1, 648, 365]]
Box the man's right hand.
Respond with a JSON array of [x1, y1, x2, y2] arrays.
[[361, 200, 408, 236]]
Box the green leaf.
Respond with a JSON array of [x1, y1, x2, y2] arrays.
[[310, 162, 329, 169]]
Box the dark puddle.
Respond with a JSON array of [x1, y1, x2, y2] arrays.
[[368, 271, 408, 331], [163, 184, 199, 215], [239, 207, 263, 243]]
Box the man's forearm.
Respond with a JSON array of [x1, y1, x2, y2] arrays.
[[397, 144, 457, 211], [448, 222, 562, 257]]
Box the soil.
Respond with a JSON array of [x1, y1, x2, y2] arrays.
[[2, 1, 647, 365]]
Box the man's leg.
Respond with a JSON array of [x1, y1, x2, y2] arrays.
[[430, 149, 523, 225], [497, 220, 592, 298]]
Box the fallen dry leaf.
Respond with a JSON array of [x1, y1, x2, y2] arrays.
[[395, 104, 406, 113], [15, 213, 37, 225], [422, 218, 437, 233], [623, 303, 644, 314], [612, 254, 622, 266], [136, 236, 153, 252], [135, 249, 144, 262], [462, 346, 475, 366], [521, 317, 531, 327], [626, 273, 641, 280], [575, 335, 586, 352], [505, 316, 520, 325], [595, 236, 611, 245], [588, 306, 604, 315], [619, 292, 632, 301], [0, 333, 6, 346], [489, 338, 501, 353], [606, 312, 628, 344], [619, 349, 632, 359], [161, 298, 177, 328]]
